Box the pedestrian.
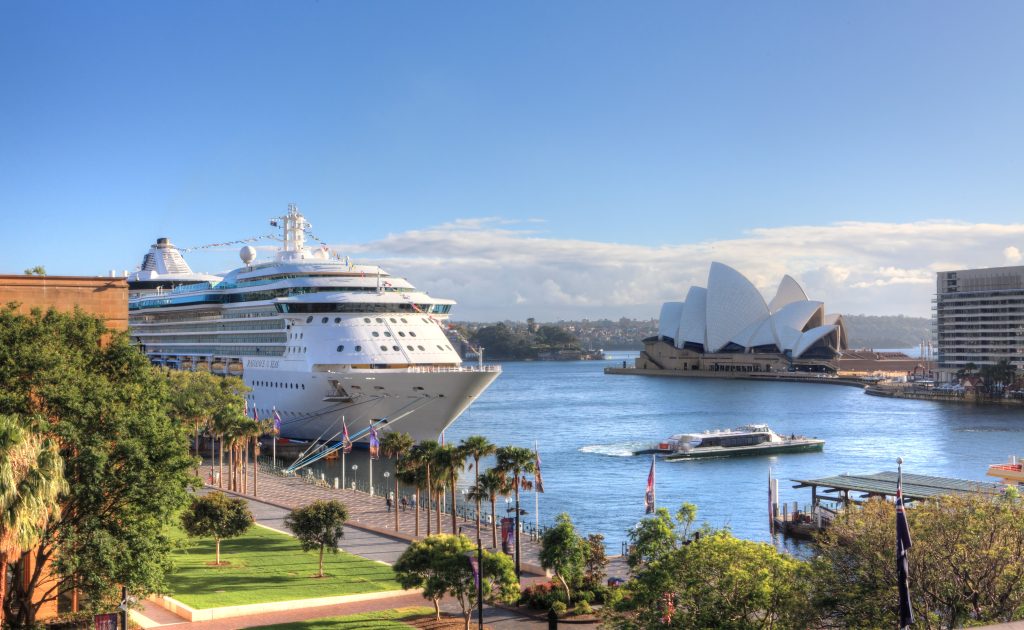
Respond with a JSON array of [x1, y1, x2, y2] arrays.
[[400, 496, 408, 511], [410, 494, 417, 510], [386, 496, 392, 512]]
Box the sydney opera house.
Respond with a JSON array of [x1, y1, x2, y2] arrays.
[[637, 262, 849, 374]]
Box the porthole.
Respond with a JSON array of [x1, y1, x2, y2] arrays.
[[422, 318, 429, 323], [407, 345, 414, 351], [409, 332, 416, 337], [437, 345, 444, 351], [355, 345, 362, 352], [337, 345, 344, 352], [372, 331, 380, 337], [301, 384, 305, 389], [446, 345, 453, 351], [376, 317, 384, 323], [335, 317, 341, 323], [374, 386, 385, 390], [418, 345, 425, 351], [380, 345, 388, 351], [321, 317, 328, 324], [398, 331, 406, 337], [384, 331, 392, 337], [364, 317, 371, 323], [392, 345, 400, 351], [414, 386, 424, 390], [390, 317, 397, 323], [400, 318, 408, 323], [351, 385, 361, 390], [306, 316, 313, 323]]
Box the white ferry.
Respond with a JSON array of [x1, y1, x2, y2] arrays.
[[634, 424, 824, 460], [127, 205, 500, 443]]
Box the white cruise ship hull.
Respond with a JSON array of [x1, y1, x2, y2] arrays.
[[246, 364, 500, 443]]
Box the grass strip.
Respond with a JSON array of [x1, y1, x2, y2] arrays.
[[166, 525, 401, 608], [248, 606, 434, 629]]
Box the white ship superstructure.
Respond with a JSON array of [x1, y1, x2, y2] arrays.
[[127, 205, 500, 442]]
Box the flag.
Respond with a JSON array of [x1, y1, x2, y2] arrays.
[[369, 425, 380, 460], [644, 455, 656, 514], [505, 520, 515, 551], [273, 407, 282, 434], [342, 418, 352, 453], [534, 449, 545, 493], [468, 553, 480, 592], [252, 401, 259, 421], [896, 467, 914, 627]]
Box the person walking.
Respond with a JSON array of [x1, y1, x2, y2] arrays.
[[400, 496, 408, 511], [386, 495, 393, 513]]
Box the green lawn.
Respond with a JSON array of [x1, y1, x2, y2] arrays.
[[250, 606, 434, 629], [166, 525, 402, 609]]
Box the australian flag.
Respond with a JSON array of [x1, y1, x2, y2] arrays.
[[272, 408, 282, 434], [534, 449, 545, 493], [896, 469, 914, 627], [369, 424, 380, 460]]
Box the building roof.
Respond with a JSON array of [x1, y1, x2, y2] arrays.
[[791, 471, 1003, 501]]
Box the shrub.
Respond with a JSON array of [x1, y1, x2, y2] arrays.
[[550, 601, 567, 616], [576, 589, 595, 604], [519, 582, 567, 609], [575, 600, 593, 615]]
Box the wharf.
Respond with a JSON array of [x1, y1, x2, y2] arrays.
[[604, 366, 866, 387], [865, 384, 1024, 406]]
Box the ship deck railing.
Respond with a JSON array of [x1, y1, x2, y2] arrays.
[[405, 365, 502, 373]]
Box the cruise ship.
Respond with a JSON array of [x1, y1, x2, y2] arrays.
[[127, 205, 501, 443]]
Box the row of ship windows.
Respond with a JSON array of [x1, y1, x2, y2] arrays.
[[253, 380, 306, 390], [304, 316, 432, 325], [334, 344, 452, 353]]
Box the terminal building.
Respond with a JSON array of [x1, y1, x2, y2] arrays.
[[639, 263, 848, 374], [934, 265, 1024, 382]]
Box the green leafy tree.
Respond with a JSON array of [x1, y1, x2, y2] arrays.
[[168, 370, 223, 473], [478, 468, 509, 549], [0, 414, 67, 627], [583, 533, 608, 586], [435, 443, 463, 535], [495, 446, 535, 577], [380, 431, 414, 532], [22, 266, 46, 276], [813, 492, 1024, 629], [625, 506, 679, 570], [0, 306, 197, 626], [409, 440, 439, 535], [285, 499, 349, 578], [393, 534, 519, 629], [539, 512, 587, 601], [180, 491, 253, 565]]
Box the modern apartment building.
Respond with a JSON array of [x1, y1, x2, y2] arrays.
[[934, 265, 1024, 381]]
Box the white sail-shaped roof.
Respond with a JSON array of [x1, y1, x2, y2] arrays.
[[658, 302, 685, 342], [793, 324, 839, 358], [705, 262, 770, 352], [768, 275, 808, 313], [678, 286, 708, 348], [772, 300, 824, 334]]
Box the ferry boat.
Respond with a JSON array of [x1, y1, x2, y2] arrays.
[[127, 204, 501, 443], [987, 456, 1024, 487], [634, 424, 824, 460]]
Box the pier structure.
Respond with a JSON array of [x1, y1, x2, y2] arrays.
[[774, 471, 1004, 538]]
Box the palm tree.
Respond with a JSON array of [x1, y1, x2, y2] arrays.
[[459, 435, 496, 541], [0, 414, 67, 627], [380, 431, 414, 532], [479, 467, 510, 549], [396, 463, 423, 536], [435, 444, 464, 534], [496, 445, 536, 579], [409, 440, 439, 535]]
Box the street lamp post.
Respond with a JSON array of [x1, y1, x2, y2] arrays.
[[351, 464, 358, 491], [384, 471, 391, 508], [460, 526, 485, 630]]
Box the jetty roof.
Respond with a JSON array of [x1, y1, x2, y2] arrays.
[[791, 471, 1003, 501]]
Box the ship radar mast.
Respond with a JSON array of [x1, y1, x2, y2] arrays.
[[272, 204, 311, 262]]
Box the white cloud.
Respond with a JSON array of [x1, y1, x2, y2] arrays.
[[213, 218, 1024, 321]]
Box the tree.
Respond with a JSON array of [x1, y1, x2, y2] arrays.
[[459, 435, 496, 543], [539, 513, 587, 601], [583, 533, 608, 586], [495, 446, 535, 579], [380, 431, 413, 532], [478, 468, 509, 549], [813, 492, 1024, 629], [393, 534, 519, 630], [435, 443, 463, 534], [285, 500, 349, 578], [0, 306, 197, 626], [609, 527, 812, 629], [0, 414, 67, 627], [409, 440, 439, 536], [168, 370, 225, 474], [22, 266, 45, 276], [180, 492, 253, 565]]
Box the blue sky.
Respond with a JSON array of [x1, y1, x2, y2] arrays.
[[2, 2, 1023, 319]]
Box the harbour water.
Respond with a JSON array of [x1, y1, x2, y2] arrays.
[[312, 351, 1023, 551]]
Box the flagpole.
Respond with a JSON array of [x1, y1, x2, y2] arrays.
[[652, 454, 656, 512]]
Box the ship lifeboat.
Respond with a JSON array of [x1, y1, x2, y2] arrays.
[[195, 360, 210, 371], [228, 360, 244, 375], [180, 358, 193, 369], [211, 359, 225, 372]]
